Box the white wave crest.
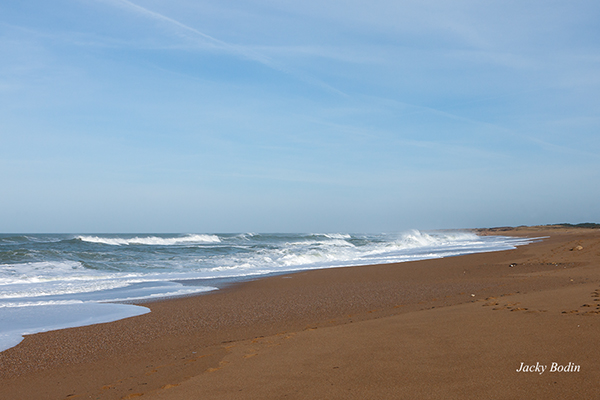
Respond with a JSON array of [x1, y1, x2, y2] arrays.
[[76, 234, 221, 246], [313, 233, 352, 239], [394, 230, 480, 249]]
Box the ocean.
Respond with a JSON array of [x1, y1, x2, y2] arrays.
[[0, 231, 536, 352]]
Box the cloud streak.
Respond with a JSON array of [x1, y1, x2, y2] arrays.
[[100, 0, 243, 52], [96, 0, 347, 96]]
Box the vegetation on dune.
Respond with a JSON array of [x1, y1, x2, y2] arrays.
[[555, 223, 600, 229]]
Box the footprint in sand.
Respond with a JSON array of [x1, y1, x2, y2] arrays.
[[582, 310, 600, 315], [490, 302, 518, 311], [489, 302, 544, 313], [566, 289, 600, 315], [570, 289, 600, 315], [482, 302, 499, 307]]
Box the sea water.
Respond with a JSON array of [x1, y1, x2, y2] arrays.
[[0, 231, 536, 352]]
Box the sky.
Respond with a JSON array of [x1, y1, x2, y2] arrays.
[[1, 0, 599, 233]]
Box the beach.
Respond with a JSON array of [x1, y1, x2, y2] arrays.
[[1, 226, 599, 399]]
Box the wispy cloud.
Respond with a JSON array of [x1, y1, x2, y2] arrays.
[[354, 93, 600, 161], [96, 0, 347, 96], [98, 0, 251, 54]]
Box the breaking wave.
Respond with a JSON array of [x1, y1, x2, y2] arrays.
[[76, 234, 221, 246], [0, 230, 540, 353]]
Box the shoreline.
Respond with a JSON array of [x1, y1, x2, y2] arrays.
[[1, 226, 599, 399]]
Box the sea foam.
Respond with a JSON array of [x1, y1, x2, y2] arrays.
[[0, 231, 540, 353], [76, 234, 221, 246]]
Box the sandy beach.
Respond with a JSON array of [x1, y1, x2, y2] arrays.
[[1, 226, 599, 399]]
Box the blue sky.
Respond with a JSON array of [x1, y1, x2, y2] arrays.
[[1, 0, 599, 233]]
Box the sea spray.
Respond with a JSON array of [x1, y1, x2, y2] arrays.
[[0, 231, 538, 352]]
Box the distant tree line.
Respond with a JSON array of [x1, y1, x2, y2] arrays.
[[555, 223, 600, 229]]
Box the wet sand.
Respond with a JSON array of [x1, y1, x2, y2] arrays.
[[1, 226, 599, 399]]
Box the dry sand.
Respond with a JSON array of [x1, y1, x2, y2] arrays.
[[1, 226, 599, 399]]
